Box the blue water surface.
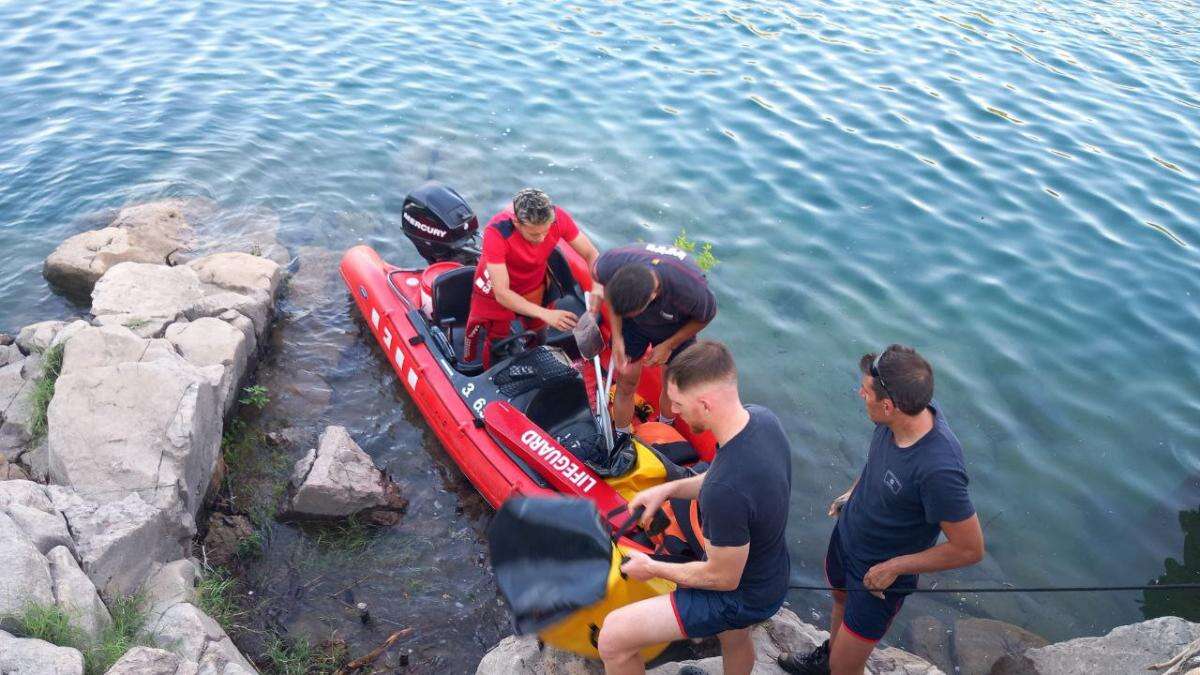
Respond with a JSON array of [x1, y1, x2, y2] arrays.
[[3, 0, 1199, 659]]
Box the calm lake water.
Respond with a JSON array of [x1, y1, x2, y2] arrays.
[[2, 0, 1199, 670]]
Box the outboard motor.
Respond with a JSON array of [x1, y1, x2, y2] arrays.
[[401, 181, 481, 264]]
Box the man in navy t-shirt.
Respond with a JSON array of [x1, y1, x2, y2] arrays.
[[780, 344, 984, 675], [596, 341, 791, 675], [591, 243, 718, 433]]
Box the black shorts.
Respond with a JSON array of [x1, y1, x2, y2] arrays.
[[670, 587, 784, 638], [825, 527, 909, 642], [622, 320, 694, 364]]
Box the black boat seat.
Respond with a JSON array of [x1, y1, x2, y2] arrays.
[[430, 265, 475, 326]]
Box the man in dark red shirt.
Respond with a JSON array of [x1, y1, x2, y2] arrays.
[[463, 188, 600, 367]]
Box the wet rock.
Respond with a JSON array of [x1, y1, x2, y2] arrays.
[[0, 510, 55, 619], [283, 425, 407, 525], [905, 615, 953, 673], [143, 559, 201, 624], [0, 332, 12, 346], [0, 629, 85, 674], [1011, 616, 1200, 675], [47, 488, 186, 598], [166, 317, 251, 416], [42, 199, 196, 298], [104, 646, 188, 675], [16, 320, 67, 355], [150, 602, 255, 672], [953, 617, 1047, 675], [3, 502, 73, 554], [48, 356, 224, 524], [188, 251, 282, 299], [46, 545, 112, 640], [287, 246, 344, 309], [266, 426, 313, 450], [202, 513, 255, 569]]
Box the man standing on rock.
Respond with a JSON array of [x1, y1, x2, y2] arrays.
[[597, 341, 792, 675], [778, 344, 985, 675], [463, 188, 600, 368]]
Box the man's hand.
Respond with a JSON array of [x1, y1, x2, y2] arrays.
[[620, 550, 656, 581], [588, 285, 604, 314], [828, 492, 850, 517], [628, 483, 673, 529], [542, 308, 579, 331], [646, 342, 673, 368], [863, 560, 901, 599]]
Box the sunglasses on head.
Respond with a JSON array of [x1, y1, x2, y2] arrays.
[[870, 350, 895, 403]]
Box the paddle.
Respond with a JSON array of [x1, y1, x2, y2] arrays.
[[573, 301, 614, 451]]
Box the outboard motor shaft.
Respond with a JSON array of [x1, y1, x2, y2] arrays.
[[402, 181, 480, 264]]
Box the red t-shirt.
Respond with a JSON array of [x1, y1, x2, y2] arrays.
[[470, 206, 580, 316]]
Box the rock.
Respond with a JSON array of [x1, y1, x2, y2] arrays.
[[0, 629, 85, 674], [0, 373, 37, 460], [104, 646, 187, 675], [20, 351, 45, 380], [2, 457, 30, 480], [48, 356, 223, 523], [16, 321, 67, 355], [46, 545, 112, 640], [905, 616, 953, 673], [91, 263, 204, 326], [476, 635, 601, 674], [48, 488, 185, 598], [953, 618, 1048, 675], [1016, 616, 1200, 675], [0, 333, 12, 346], [18, 439, 49, 482], [266, 426, 313, 449], [0, 479, 55, 512], [143, 559, 201, 624], [42, 199, 195, 298], [59, 324, 178, 374], [0, 510, 56, 620], [3, 502, 73, 554], [150, 602, 255, 672], [202, 514, 254, 569], [284, 425, 407, 524], [166, 317, 250, 416], [188, 252, 283, 299], [48, 320, 90, 350], [0, 343, 22, 368], [1, 362, 27, 416], [91, 313, 177, 339]]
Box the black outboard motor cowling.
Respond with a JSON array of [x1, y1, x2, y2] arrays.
[[402, 181, 480, 264]]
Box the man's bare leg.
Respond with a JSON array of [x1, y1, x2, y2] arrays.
[[612, 358, 645, 430], [717, 627, 755, 675], [597, 595, 684, 675], [829, 626, 875, 675], [829, 589, 847, 643]]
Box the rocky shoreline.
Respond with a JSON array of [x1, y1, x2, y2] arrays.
[[1, 200, 1197, 674]]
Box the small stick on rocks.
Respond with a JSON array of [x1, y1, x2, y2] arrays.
[[334, 628, 413, 674]]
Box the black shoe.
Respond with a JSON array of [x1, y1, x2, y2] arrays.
[[777, 639, 831, 674], [678, 666, 708, 675]]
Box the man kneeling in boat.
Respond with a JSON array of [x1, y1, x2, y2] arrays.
[[592, 242, 717, 433], [464, 188, 600, 368], [598, 341, 792, 675]]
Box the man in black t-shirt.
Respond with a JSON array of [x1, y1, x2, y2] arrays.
[[596, 341, 791, 675], [591, 243, 718, 434], [779, 345, 985, 675]]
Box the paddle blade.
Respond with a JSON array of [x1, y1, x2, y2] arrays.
[[572, 310, 604, 360]]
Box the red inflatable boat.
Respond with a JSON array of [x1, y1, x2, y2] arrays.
[[340, 182, 716, 545]]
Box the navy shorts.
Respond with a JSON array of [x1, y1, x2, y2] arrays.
[[622, 320, 695, 364], [825, 527, 909, 642], [670, 588, 784, 638]]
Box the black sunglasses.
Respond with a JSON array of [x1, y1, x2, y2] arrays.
[[870, 350, 895, 403]]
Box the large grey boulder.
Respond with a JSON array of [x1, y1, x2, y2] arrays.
[[0, 479, 54, 512], [0, 511, 55, 621], [90, 263, 205, 333], [15, 320, 67, 355], [150, 602, 255, 672], [0, 362, 30, 430], [0, 629, 85, 675], [142, 559, 202, 625], [46, 545, 112, 640], [58, 324, 178, 374], [47, 488, 185, 598], [284, 425, 407, 524], [999, 616, 1200, 675], [104, 646, 190, 675], [953, 617, 1047, 675], [3, 502, 73, 555], [42, 199, 195, 298], [47, 357, 223, 524], [188, 252, 282, 299], [165, 317, 250, 416], [0, 343, 22, 368]]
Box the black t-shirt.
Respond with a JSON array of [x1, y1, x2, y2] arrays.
[[837, 404, 975, 584], [698, 405, 792, 609], [593, 244, 717, 343]]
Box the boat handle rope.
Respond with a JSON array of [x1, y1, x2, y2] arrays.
[[786, 582, 1200, 594]]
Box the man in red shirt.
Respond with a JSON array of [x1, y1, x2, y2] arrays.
[[464, 188, 600, 367]]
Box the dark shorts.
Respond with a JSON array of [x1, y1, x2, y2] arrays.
[[670, 587, 784, 639], [622, 320, 694, 364], [825, 527, 909, 642]]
